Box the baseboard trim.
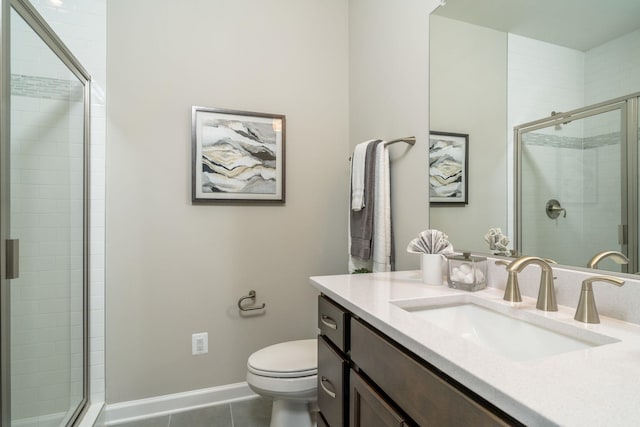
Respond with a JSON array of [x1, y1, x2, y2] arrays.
[[104, 382, 258, 425]]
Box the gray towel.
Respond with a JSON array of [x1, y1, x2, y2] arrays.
[[350, 140, 382, 259]]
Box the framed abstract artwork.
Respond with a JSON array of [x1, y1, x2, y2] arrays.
[[192, 106, 285, 203], [429, 131, 468, 205]]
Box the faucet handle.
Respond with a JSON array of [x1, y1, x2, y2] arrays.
[[503, 270, 522, 303], [494, 260, 522, 302], [574, 275, 625, 324]]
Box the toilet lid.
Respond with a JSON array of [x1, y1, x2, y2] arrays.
[[247, 339, 317, 378]]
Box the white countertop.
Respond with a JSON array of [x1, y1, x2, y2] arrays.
[[310, 270, 640, 427]]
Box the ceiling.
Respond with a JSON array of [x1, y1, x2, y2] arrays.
[[432, 0, 640, 51]]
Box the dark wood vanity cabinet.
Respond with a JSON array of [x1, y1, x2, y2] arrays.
[[318, 294, 523, 427], [351, 317, 516, 427], [350, 370, 411, 427]]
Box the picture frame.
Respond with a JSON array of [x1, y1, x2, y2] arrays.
[[429, 131, 469, 205], [192, 106, 285, 203]]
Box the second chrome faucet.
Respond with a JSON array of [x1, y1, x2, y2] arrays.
[[503, 256, 558, 311]]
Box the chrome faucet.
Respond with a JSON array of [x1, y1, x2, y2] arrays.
[[587, 250, 629, 269], [506, 256, 557, 311], [574, 276, 625, 323]]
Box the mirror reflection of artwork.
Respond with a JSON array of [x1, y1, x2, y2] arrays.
[[429, 131, 469, 205]]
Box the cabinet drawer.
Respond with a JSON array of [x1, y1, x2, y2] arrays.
[[351, 318, 515, 427], [350, 370, 411, 427], [318, 335, 348, 427], [318, 295, 349, 352]]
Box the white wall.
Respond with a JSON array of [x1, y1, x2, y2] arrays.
[[585, 29, 640, 105], [508, 34, 585, 129], [106, 0, 349, 403], [429, 15, 508, 253], [349, 0, 435, 270]]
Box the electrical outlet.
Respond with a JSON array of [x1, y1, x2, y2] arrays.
[[192, 332, 208, 355]]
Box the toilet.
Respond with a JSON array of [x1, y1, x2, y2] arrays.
[[246, 338, 318, 427]]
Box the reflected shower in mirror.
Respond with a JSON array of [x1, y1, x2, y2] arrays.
[[516, 95, 640, 273], [429, 0, 640, 273]]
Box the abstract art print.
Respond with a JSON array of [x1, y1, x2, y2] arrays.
[[192, 107, 285, 203], [429, 131, 468, 205]]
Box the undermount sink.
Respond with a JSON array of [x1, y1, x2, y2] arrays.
[[391, 295, 619, 362]]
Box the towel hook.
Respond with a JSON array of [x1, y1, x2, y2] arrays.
[[237, 290, 266, 312]]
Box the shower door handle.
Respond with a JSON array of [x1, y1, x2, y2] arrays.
[[6, 239, 19, 279]]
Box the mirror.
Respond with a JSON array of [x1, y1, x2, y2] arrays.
[[428, 0, 640, 272]]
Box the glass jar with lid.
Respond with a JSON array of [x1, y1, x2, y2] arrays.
[[446, 252, 487, 292]]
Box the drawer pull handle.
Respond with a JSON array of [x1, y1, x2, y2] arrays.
[[320, 315, 338, 330], [320, 376, 336, 398]]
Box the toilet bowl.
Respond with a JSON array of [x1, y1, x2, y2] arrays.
[[246, 338, 317, 427]]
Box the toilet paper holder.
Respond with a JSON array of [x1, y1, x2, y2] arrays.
[[238, 290, 266, 312]]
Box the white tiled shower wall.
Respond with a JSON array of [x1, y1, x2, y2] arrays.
[[520, 142, 620, 267], [508, 31, 640, 264], [585, 29, 640, 106], [28, 0, 106, 410], [508, 29, 640, 139], [507, 33, 585, 136], [10, 11, 87, 420], [583, 29, 640, 151]]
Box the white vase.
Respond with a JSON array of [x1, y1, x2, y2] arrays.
[[421, 254, 446, 285]]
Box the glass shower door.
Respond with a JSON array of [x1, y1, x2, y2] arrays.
[[519, 105, 625, 271], [5, 4, 88, 426]]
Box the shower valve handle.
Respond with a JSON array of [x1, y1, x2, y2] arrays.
[[545, 199, 566, 219]]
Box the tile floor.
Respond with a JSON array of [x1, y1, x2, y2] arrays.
[[111, 397, 272, 427]]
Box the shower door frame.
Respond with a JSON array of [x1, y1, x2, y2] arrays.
[[514, 92, 640, 273], [0, 0, 91, 426]]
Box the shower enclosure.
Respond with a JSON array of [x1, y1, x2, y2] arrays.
[[515, 92, 640, 273], [1, 1, 90, 426]]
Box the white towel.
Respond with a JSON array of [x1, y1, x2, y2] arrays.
[[350, 141, 373, 211], [372, 143, 391, 272]]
